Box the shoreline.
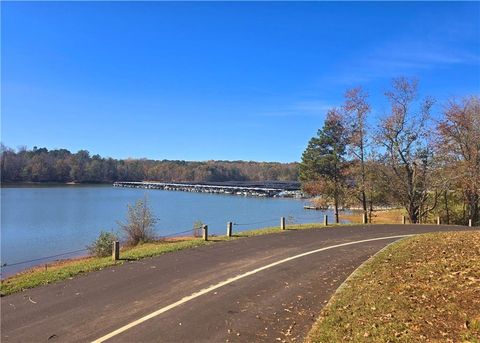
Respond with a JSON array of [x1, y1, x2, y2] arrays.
[[0, 181, 112, 188]]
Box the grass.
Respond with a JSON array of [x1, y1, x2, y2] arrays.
[[306, 231, 480, 343], [0, 223, 338, 296]]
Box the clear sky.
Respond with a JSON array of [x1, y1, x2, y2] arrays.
[[1, 2, 479, 162]]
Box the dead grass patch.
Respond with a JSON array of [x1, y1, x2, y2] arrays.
[[341, 208, 405, 224]]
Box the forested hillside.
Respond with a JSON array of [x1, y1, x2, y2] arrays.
[[0, 146, 298, 183]]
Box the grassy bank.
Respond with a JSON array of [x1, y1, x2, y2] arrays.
[[0, 223, 335, 296], [0, 238, 210, 296], [306, 231, 480, 342]]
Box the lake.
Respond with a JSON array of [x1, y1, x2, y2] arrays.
[[1, 185, 334, 276]]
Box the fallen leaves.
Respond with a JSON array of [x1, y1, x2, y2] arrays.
[[306, 231, 480, 342]]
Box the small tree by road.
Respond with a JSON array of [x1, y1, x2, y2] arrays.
[[436, 96, 480, 225], [376, 77, 436, 224], [88, 231, 118, 257], [299, 109, 349, 223], [118, 197, 157, 245], [343, 87, 371, 221]]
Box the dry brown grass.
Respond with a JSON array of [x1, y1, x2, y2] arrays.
[[307, 231, 480, 342], [340, 208, 405, 224]]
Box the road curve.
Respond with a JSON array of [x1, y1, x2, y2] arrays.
[[1, 224, 476, 342]]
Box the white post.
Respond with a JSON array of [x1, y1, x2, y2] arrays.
[[227, 222, 233, 237], [203, 225, 208, 241], [112, 241, 120, 261], [437, 216, 441, 225], [324, 214, 328, 226], [469, 219, 472, 227], [402, 216, 406, 224], [280, 217, 286, 230]]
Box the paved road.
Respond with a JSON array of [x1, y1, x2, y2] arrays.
[[1, 224, 476, 342]]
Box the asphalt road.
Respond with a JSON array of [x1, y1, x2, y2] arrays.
[[1, 224, 476, 343]]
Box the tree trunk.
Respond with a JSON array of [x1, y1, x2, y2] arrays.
[[408, 203, 419, 224], [361, 190, 367, 224], [369, 199, 373, 223], [334, 197, 340, 223], [360, 139, 368, 223], [467, 192, 479, 225], [443, 190, 450, 224]]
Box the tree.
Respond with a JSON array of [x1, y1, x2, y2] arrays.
[[118, 197, 158, 245], [376, 77, 435, 223], [69, 150, 90, 182], [436, 96, 480, 225], [1, 144, 26, 182], [299, 109, 349, 223], [343, 87, 371, 221]]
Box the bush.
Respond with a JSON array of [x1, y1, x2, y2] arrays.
[[88, 231, 118, 257], [118, 197, 157, 245], [193, 220, 204, 237]]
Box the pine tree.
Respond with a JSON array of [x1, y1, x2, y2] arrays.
[[299, 109, 348, 223]]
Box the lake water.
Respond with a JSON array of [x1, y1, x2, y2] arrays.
[[1, 185, 334, 277]]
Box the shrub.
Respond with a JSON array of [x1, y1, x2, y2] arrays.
[[88, 231, 118, 257], [118, 197, 157, 245], [193, 220, 204, 237]]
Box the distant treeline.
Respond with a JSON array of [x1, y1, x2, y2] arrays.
[[0, 145, 299, 183]]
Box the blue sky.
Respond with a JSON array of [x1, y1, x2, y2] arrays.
[[2, 2, 479, 162]]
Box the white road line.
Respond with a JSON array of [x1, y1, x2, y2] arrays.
[[91, 234, 412, 343]]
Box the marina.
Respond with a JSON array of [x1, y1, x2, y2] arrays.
[[113, 181, 303, 198]]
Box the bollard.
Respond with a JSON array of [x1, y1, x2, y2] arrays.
[[203, 225, 209, 241], [324, 214, 328, 226], [280, 217, 286, 230], [112, 241, 120, 261], [402, 215, 406, 224], [227, 221, 233, 237], [469, 219, 472, 227], [437, 216, 441, 225], [362, 212, 367, 224]]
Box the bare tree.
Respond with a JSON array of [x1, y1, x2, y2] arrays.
[[436, 96, 480, 225], [376, 77, 436, 223], [343, 87, 371, 221]]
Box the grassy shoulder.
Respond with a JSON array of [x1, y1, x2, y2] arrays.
[[0, 222, 337, 296], [0, 238, 211, 296], [306, 231, 480, 342]]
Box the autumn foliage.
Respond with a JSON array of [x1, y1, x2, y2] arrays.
[[300, 77, 479, 225]]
